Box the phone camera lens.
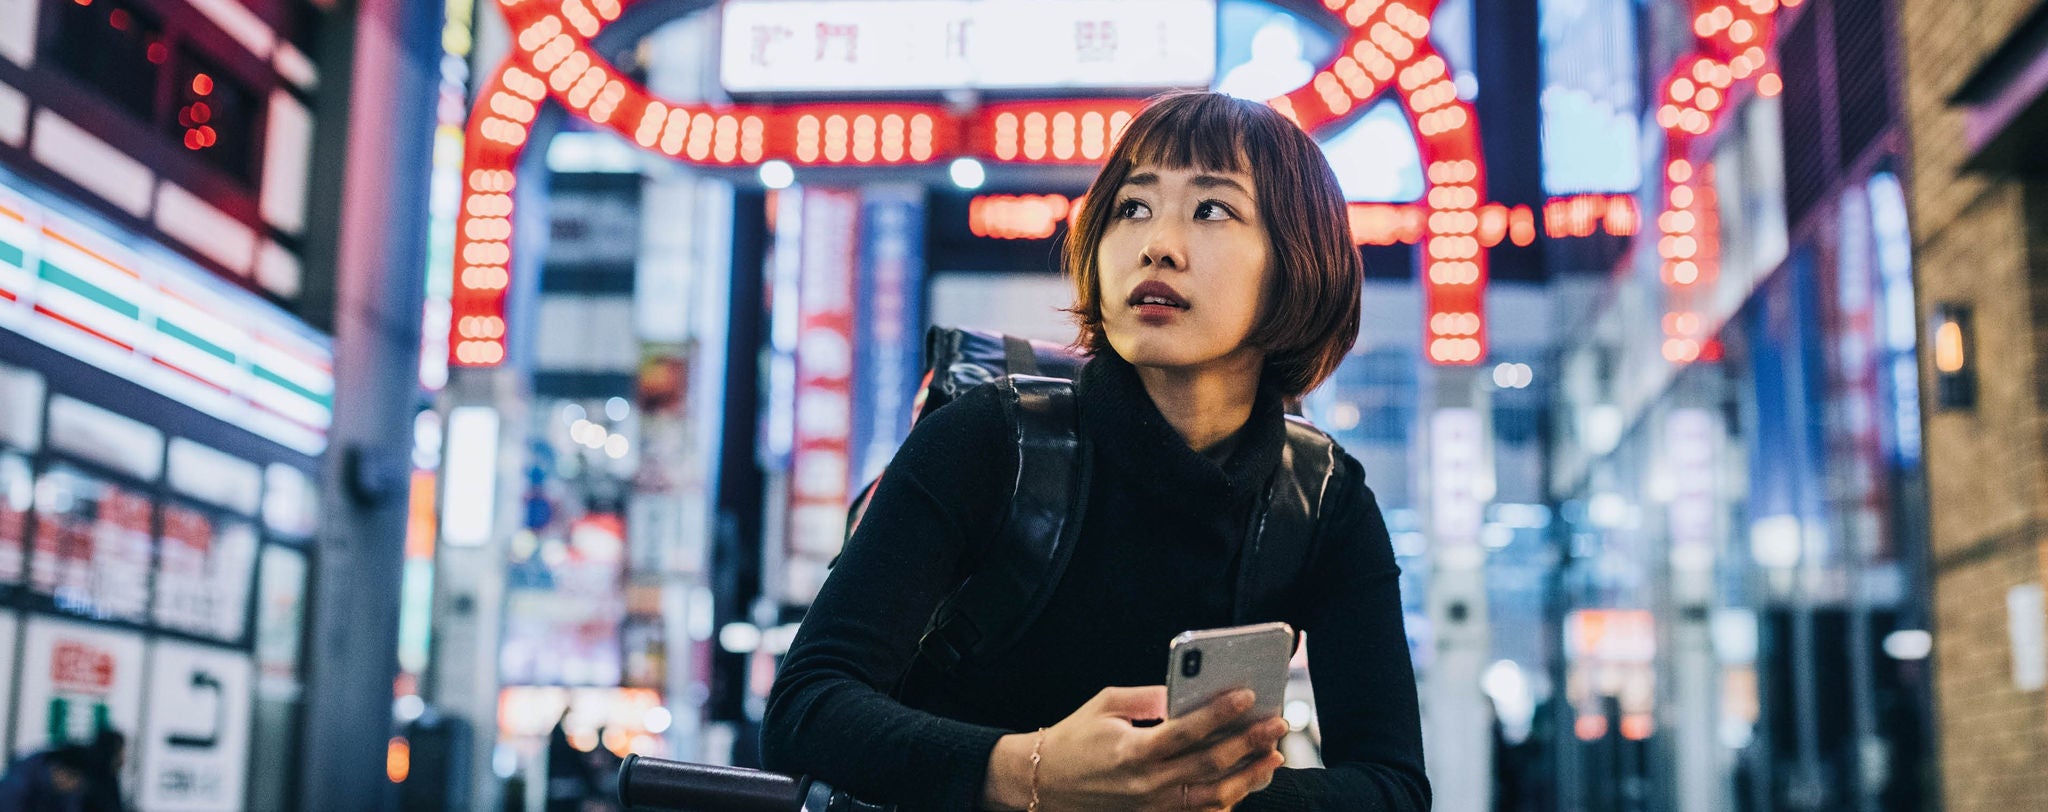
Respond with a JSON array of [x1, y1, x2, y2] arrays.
[[1181, 650, 1203, 678]]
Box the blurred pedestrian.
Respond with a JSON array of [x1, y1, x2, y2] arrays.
[[583, 726, 623, 812], [82, 729, 127, 812], [0, 744, 94, 812], [763, 91, 1426, 811], [545, 708, 591, 812]]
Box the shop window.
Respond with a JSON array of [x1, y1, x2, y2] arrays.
[[46, 0, 166, 121], [167, 437, 262, 516], [30, 464, 154, 622], [0, 361, 44, 450], [0, 451, 31, 584], [47, 395, 163, 482], [170, 48, 262, 184], [154, 503, 258, 641], [263, 463, 319, 538]]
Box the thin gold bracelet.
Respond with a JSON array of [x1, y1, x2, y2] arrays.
[[1027, 727, 1047, 812]]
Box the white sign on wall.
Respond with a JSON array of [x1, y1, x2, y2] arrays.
[[2009, 584, 2046, 692], [13, 617, 148, 754], [138, 642, 254, 812], [720, 0, 1216, 93]]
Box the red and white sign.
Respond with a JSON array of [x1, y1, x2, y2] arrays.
[[13, 617, 147, 754], [720, 0, 1215, 93], [1566, 609, 1658, 664], [154, 507, 258, 642], [785, 189, 860, 603], [32, 468, 152, 621]]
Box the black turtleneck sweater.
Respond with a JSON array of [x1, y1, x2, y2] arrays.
[[762, 352, 1428, 811]]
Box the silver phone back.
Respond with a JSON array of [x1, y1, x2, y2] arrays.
[[1165, 622, 1294, 721]]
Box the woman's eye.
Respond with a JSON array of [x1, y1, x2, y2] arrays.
[[1195, 201, 1233, 221], [1116, 199, 1151, 219]]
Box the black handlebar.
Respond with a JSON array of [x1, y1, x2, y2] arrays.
[[617, 754, 806, 811], [616, 754, 892, 812]]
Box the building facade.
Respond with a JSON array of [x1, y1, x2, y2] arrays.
[[1897, 1, 2048, 809]]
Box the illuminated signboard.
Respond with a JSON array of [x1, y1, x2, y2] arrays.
[[1538, 0, 1642, 194], [0, 171, 334, 454], [719, 0, 1216, 93]]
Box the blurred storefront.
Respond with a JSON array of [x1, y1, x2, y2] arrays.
[[1544, 0, 1937, 810], [0, 0, 342, 809]]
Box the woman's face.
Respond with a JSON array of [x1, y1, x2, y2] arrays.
[[1095, 162, 1273, 375]]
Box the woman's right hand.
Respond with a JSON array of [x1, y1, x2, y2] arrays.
[[1029, 685, 1290, 811]]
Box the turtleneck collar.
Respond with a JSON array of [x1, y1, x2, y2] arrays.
[[1074, 347, 1287, 507]]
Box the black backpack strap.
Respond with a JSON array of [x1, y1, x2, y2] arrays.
[[909, 375, 1089, 684], [1003, 334, 1040, 376], [1232, 415, 1340, 626]]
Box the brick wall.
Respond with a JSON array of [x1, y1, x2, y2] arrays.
[[1897, 1, 2048, 808]]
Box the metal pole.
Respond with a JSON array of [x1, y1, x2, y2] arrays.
[[297, 0, 441, 807]]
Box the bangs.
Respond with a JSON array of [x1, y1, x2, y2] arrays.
[[1114, 92, 1255, 173]]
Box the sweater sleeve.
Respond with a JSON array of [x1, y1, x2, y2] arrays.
[[761, 384, 1014, 810], [1240, 453, 1431, 811]]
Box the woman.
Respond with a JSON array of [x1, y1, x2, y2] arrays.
[[763, 91, 1428, 811]]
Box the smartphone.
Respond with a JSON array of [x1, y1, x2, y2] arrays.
[[1165, 622, 1294, 723]]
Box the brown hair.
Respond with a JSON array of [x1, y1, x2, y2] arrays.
[[1063, 91, 1361, 398]]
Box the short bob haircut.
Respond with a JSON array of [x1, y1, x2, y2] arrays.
[[1064, 91, 1361, 398]]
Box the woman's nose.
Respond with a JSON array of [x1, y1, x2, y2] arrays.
[[1140, 221, 1188, 270]]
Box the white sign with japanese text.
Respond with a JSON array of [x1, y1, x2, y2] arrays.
[[721, 0, 1216, 93], [138, 641, 253, 812]]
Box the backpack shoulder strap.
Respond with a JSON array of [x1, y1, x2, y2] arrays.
[[1232, 415, 1341, 625], [911, 375, 1089, 681]]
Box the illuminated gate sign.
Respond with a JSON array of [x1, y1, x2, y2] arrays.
[[453, 0, 1497, 368]]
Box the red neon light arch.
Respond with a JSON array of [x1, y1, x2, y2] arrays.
[[1652, 0, 1789, 365], [451, 0, 1490, 368]]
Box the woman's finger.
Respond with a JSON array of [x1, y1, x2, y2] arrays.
[[1174, 748, 1284, 810], [1156, 716, 1286, 783], [1090, 685, 1169, 721], [1139, 689, 1255, 761]]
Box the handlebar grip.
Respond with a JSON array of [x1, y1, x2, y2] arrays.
[[617, 754, 808, 812]]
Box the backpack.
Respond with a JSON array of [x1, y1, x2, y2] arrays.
[[845, 326, 1342, 694]]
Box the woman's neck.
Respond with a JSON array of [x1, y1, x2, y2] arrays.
[[1132, 352, 1264, 453]]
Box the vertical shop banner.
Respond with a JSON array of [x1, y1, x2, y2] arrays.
[[1827, 186, 1891, 564], [1430, 408, 1488, 546], [32, 466, 152, 620], [852, 189, 926, 486], [786, 189, 860, 604], [138, 642, 253, 812], [13, 617, 147, 753], [1666, 409, 1719, 604], [154, 507, 258, 642]]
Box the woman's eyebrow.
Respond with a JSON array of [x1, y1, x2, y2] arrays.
[[1188, 174, 1253, 197], [1122, 171, 1253, 198]]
